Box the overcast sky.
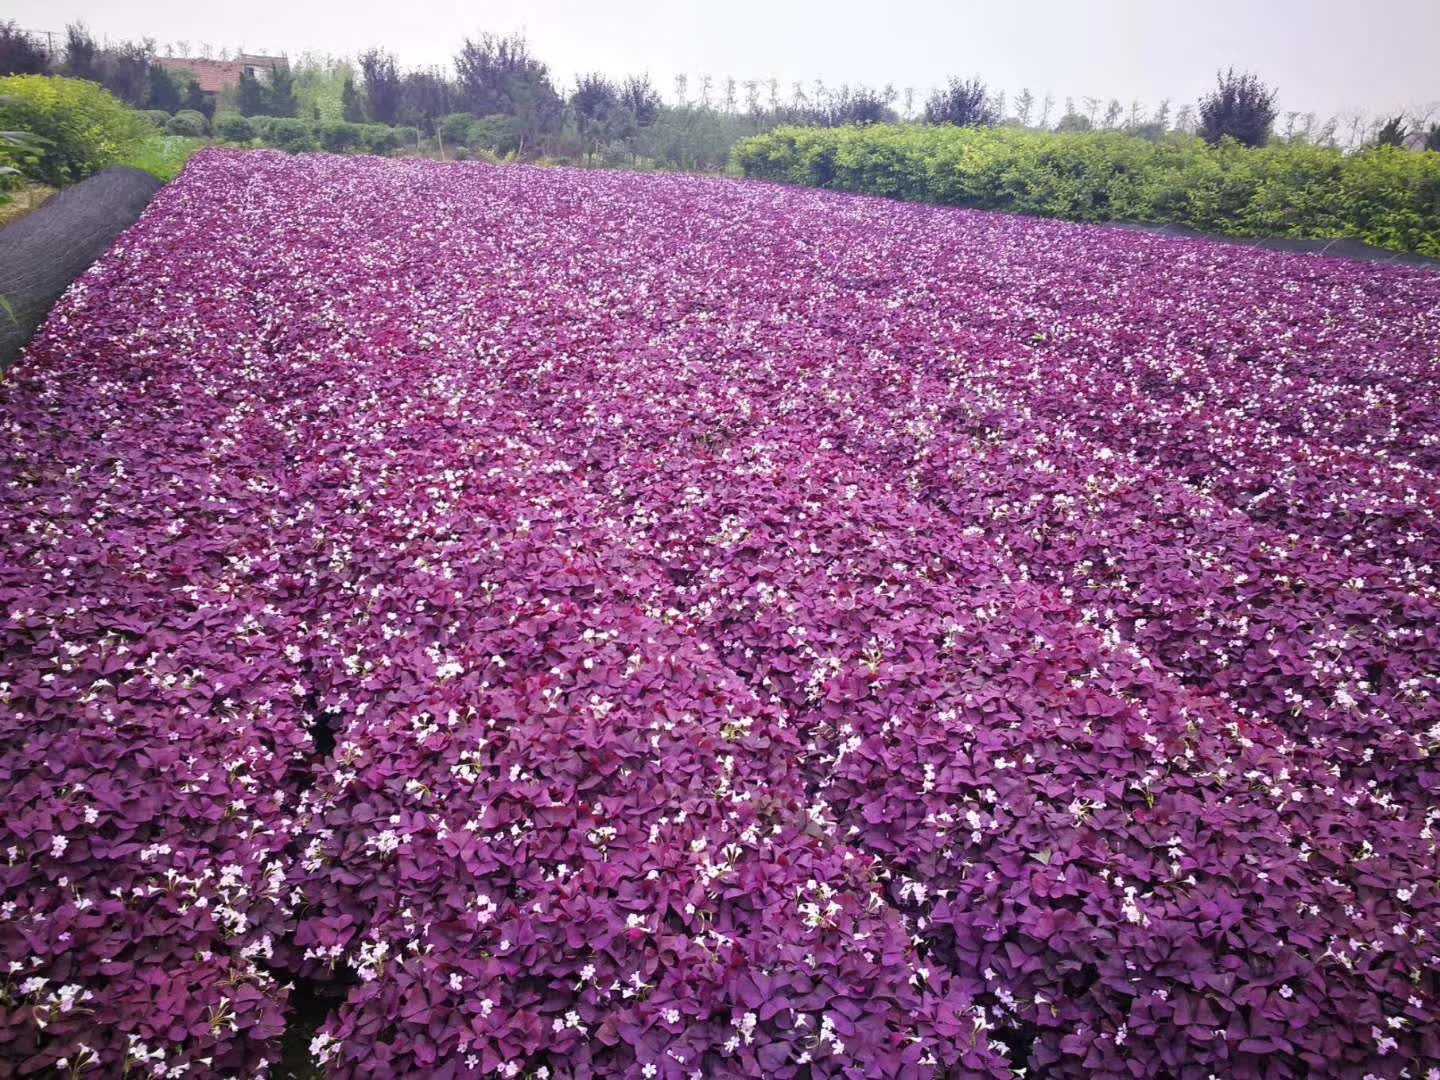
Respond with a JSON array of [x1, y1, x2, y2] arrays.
[[9, 0, 1438, 120]]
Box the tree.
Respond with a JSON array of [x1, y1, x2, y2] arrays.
[[265, 61, 298, 118], [505, 74, 563, 154], [1038, 93, 1054, 128], [105, 40, 152, 107], [182, 78, 214, 120], [618, 74, 661, 129], [400, 67, 453, 133], [1198, 68, 1277, 147], [341, 76, 365, 123], [147, 64, 183, 113], [1373, 114, 1408, 148], [454, 31, 553, 117], [925, 77, 996, 127], [236, 68, 266, 116], [1055, 112, 1093, 133], [1427, 124, 1440, 153], [807, 85, 895, 127], [0, 22, 50, 76], [1015, 88, 1035, 128], [62, 23, 102, 82], [614, 73, 662, 162], [358, 48, 400, 125], [571, 72, 619, 162]]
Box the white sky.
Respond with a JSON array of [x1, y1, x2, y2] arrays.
[[8, 0, 1438, 120]]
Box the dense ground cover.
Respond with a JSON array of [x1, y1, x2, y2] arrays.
[[2, 148, 1439, 1077]]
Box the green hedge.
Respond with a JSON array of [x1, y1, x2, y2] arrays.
[[213, 114, 256, 143], [733, 125, 1440, 257], [165, 110, 208, 137], [0, 74, 148, 186]]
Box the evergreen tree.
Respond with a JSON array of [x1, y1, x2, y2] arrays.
[[62, 23, 102, 82], [182, 77, 214, 120], [341, 76, 366, 122], [147, 64, 183, 113], [265, 61, 298, 118], [359, 49, 401, 124], [236, 68, 266, 116], [571, 72, 619, 162]]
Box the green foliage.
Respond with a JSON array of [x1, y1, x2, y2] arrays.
[[733, 124, 1440, 257], [237, 69, 267, 117], [214, 113, 255, 142], [265, 63, 299, 118], [341, 76, 365, 123], [1373, 115, 1408, 149], [571, 73, 620, 159], [359, 123, 400, 154], [290, 54, 351, 123], [117, 133, 205, 182], [437, 111, 520, 152], [638, 105, 765, 172], [0, 74, 147, 185], [316, 119, 364, 153], [146, 65, 182, 113], [1199, 68, 1276, 148], [925, 77, 996, 127], [166, 109, 208, 137], [438, 111, 480, 146], [181, 79, 213, 121], [140, 108, 170, 128], [265, 116, 318, 153], [358, 49, 400, 125], [0, 122, 46, 196], [473, 114, 521, 154], [0, 21, 50, 76]]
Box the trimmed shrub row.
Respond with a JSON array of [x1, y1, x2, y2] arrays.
[[225, 115, 420, 156], [733, 125, 1440, 257]]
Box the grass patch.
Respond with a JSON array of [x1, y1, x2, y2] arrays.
[[118, 134, 208, 183]]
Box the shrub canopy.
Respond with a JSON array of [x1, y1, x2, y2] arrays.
[[733, 124, 1440, 258], [0, 74, 147, 185]]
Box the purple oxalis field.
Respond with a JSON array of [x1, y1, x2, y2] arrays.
[[2, 148, 1439, 1078]]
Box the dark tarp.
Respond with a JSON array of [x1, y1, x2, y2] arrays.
[[0, 167, 162, 370]]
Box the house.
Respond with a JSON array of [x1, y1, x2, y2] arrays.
[[156, 54, 286, 100]]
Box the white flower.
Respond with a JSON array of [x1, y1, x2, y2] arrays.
[[49, 835, 68, 858]]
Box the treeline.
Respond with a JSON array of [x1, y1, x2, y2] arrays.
[[3, 19, 1436, 171]]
